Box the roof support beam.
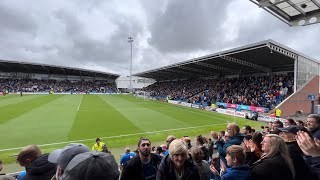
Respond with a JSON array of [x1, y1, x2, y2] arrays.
[[285, 0, 306, 16], [176, 66, 213, 76], [219, 55, 272, 73], [195, 62, 239, 74], [310, 0, 320, 9]]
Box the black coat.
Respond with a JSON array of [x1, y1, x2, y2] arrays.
[[286, 141, 314, 180], [23, 154, 56, 180], [120, 153, 161, 180], [156, 155, 200, 180], [251, 153, 293, 180]]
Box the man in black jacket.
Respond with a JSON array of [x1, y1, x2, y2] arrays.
[[121, 137, 160, 180], [16, 145, 56, 180]]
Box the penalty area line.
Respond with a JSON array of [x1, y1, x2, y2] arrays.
[[0, 122, 228, 152]]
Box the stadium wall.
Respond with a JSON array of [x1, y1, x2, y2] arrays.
[[277, 75, 319, 117]]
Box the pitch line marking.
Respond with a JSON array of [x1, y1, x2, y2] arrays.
[[0, 122, 228, 152], [77, 95, 83, 111]]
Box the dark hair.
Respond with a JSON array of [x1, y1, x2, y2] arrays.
[[286, 119, 296, 125], [156, 146, 163, 153], [196, 135, 205, 145], [295, 120, 304, 126], [96, 138, 100, 142], [273, 120, 283, 128], [252, 132, 263, 151], [243, 125, 252, 133], [0, 160, 2, 164], [138, 137, 150, 147], [219, 130, 225, 136]]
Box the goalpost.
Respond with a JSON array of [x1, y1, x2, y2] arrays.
[[134, 90, 151, 100]]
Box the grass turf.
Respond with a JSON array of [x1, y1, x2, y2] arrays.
[[0, 94, 264, 166]]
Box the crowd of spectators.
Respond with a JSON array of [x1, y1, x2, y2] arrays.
[[1, 113, 319, 180], [144, 73, 294, 110], [0, 79, 117, 93]]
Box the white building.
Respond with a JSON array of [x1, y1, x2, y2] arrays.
[[116, 76, 156, 89]]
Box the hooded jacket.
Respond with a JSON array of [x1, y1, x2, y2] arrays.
[[216, 133, 245, 165], [23, 154, 56, 180]]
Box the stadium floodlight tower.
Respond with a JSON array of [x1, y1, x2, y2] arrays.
[[128, 37, 134, 93]]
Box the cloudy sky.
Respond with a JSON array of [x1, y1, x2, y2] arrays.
[[0, 0, 319, 76]]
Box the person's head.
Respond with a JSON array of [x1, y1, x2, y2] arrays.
[[124, 147, 130, 154], [295, 120, 304, 126], [169, 139, 188, 171], [195, 135, 205, 145], [166, 135, 176, 147], [252, 132, 263, 151], [182, 136, 191, 146], [226, 123, 240, 137], [61, 151, 120, 180], [306, 114, 320, 130], [261, 134, 295, 177], [190, 146, 204, 164], [138, 137, 151, 158], [16, 145, 42, 167], [219, 130, 225, 137], [101, 144, 110, 153], [242, 125, 252, 135], [284, 119, 296, 127], [48, 143, 90, 178], [156, 146, 163, 154], [96, 138, 101, 144], [225, 145, 246, 167], [278, 125, 309, 142], [272, 120, 283, 130]]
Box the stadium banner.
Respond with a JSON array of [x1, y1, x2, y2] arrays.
[[0, 92, 3, 96], [167, 100, 192, 108], [258, 114, 285, 122], [216, 102, 267, 113], [250, 106, 266, 113], [168, 100, 180, 104], [226, 103, 238, 109], [215, 108, 246, 118], [237, 105, 250, 111], [216, 102, 226, 108], [191, 104, 200, 109]]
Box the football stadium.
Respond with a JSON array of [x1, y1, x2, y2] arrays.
[[1, 1, 320, 180]]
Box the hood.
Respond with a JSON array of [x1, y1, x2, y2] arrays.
[[26, 154, 56, 176]]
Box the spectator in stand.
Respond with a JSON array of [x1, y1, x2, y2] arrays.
[[242, 125, 252, 140], [296, 131, 320, 179], [182, 136, 192, 149], [271, 120, 283, 134], [306, 114, 320, 139], [211, 145, 251, 180], [295, 120, 305, 127], [119, 147, 136, 170], [121, 137, 160, 180], [16, 145, 56, 180], [101, 144, 111, 154], [242, 132, 263, 166], [92, 138, 105, 151], [195, 135, 209, 161], [190, 146, 211, 180], [278, 126, 313, 180], [60, 151, 119, 180], [0, 175, 15, 180], [284, 118, 296, 127], [164, 135, 176, 156], [251, 134, 295, 180], [216, 123, 245, 165], [157, 139, 200, 180], [48, 143, 90, 180]]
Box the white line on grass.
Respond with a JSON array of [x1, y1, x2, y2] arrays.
[[0, 122, 228, 152], [77, 95, 83, 111]]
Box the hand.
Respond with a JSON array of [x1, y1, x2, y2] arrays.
[[241, 141, 249, 152], [296, 131, 320, 157], [210, 164, 219, 176], [220, 159, 227, 174]]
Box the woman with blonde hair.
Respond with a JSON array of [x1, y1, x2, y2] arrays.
[[251, 134, 295, 180], [156, 139, 200, 180]]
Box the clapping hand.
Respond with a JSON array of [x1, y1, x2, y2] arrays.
[[296, 131, 320, 157]]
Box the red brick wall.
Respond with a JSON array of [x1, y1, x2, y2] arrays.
[[277, 75, 319, 117]]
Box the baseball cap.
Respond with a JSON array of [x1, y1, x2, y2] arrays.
[[61, 151, 120, 180], [278, 125, 308, 135], [48, 143, 90, 170]]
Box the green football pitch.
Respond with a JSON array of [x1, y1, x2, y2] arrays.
[[0, 94, 263, 164]]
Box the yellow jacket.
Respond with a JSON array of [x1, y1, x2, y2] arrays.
[[92, 142, 105, 151]]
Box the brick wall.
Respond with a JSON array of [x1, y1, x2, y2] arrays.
[[277, 75, 319, 117]]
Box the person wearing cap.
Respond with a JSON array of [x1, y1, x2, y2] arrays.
[[278, 126, 313, 180], [16, 145, 56, 180], [120, 137, 160, 180], [61, 151, 120, 180], [101, 144, 111, 154], [48, 143, 90, 180], [92, 138, 105, 151]]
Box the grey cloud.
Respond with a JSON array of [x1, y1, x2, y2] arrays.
[[147, 0, 230, 53]]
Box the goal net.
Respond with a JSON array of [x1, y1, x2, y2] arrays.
[[134, 90, 151, 100]]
